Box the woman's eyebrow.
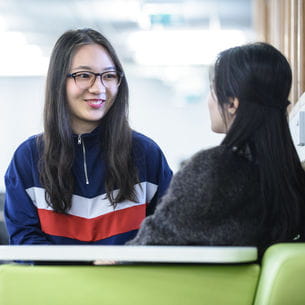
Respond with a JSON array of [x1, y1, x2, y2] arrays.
[[103, 66, 117, 71], [71, 65, 92, 71], [71, 66, 117, 71]]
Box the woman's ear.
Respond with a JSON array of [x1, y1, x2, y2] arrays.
[[227, 97, 239, 115]]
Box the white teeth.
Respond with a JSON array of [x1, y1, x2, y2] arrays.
[[87, 100, 103, 104]]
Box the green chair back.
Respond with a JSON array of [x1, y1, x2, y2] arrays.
[[0, 263, 260, 305], [253, 243, 305, 305]]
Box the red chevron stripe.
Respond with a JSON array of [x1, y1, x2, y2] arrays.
[[37, 204, 147, 242]]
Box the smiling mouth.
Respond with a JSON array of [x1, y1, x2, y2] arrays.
[[85, 99, 105, 109]]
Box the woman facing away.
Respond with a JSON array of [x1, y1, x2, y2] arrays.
[[128, 42, 305, 255], [4, 28, 172, 245]]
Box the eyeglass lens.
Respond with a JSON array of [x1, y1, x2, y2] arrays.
[[73, 71, 121, 89]]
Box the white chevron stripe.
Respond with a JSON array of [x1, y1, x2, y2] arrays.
[[26, 182, 158, 219]]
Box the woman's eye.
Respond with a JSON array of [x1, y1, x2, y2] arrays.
[[76, 73, 91, 79], [104, 73, 117, 79]]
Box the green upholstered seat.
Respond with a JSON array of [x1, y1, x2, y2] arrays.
[[0, 263, 260, 305], [253, 243, 305, 305]]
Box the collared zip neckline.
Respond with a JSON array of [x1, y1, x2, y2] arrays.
[[78, 135, 89, 185]]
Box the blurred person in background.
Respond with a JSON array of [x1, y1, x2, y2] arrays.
[[4, 28, 172, 245]]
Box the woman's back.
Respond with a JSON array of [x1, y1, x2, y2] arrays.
[[130, 143, 304, 255]]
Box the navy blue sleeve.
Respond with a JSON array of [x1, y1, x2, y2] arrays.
[[4, 139, 52, 245], [146, 148, 172, 215], [132, 132, 173, 216]]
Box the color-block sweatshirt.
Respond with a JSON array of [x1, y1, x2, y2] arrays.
[[4, 128, 172, 245]]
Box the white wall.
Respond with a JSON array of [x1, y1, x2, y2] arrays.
[[128, 71, 223, 171], [0, 76, 45, 192]]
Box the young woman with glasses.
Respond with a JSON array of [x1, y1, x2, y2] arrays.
[[4, 28, 172, 245], [128, 42, 305, 256]]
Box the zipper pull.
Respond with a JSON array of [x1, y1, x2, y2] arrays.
[[78, 134, 82, 145]]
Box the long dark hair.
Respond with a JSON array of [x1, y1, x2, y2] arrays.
[[38, 28, 139, 213], [213, 42, 305, 243]]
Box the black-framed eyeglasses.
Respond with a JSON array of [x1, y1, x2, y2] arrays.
[[67, 70, 124, 89]]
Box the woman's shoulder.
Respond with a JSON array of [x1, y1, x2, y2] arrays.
[[181, 145, 255, 177], [6, 135, 41, 179], [16, 134, 40, 151], [13, 134, 42, 161], [132, 130, 158, 144], [185, 145, 229, 167], [131, 131, 163, 153]]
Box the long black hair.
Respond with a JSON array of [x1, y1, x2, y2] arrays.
[[213, 42, 305, 243], [38, 28, 139, 213]]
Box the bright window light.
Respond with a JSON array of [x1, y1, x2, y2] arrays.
[[128, 29, 248, 65], [0, 30, 48, 76]]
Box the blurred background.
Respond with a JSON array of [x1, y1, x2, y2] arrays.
[[0, 0, 255, 194]]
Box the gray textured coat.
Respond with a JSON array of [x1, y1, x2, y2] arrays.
[[128, 145, 270, 251]]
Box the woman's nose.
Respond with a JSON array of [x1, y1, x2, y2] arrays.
[[88, 76, 106, 93]]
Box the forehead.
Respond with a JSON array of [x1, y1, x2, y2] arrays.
[[70, 44, 115, 71]]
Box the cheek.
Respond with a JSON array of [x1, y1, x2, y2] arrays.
[[66, 81, 78, 100], [104, 88, 118, 114], [106, 87, 119, 101], [208, 97, 213, 115], [208, 101, 226, 133], [208, 95, 218, 120]]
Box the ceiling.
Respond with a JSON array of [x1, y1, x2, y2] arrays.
[[0, 0, 253, 66]]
